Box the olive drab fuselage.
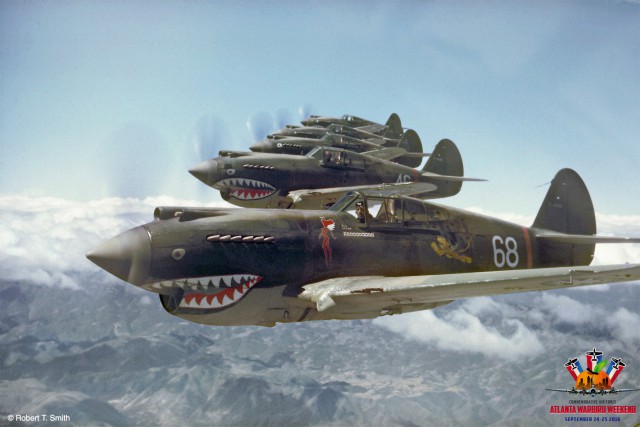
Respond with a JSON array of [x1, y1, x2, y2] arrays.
[[139, 193, 589, 326], [206, 149, 423, 208]]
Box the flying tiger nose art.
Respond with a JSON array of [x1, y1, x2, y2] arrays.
[[147, 274, 263, 311], [214, 176, 277, 200]]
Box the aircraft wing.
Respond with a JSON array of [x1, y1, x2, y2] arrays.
[[287, 182, 437, 209], [421, 171, 487, 182], [360, 147, 432, 161], [534, 230, 640, 244], [298, 264, 640, 314], [361, 147, 409, 161]]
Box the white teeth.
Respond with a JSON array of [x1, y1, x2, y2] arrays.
[[150, 274, 262, 294], [170, 274, 263, 310], [217, 178, 276, 191]]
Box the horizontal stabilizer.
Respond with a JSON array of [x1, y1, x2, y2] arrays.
[[535, 230, 640, 244], [288, 182, 437, 208], [361, 147, 407, 161], [421, 171, 487, 182]]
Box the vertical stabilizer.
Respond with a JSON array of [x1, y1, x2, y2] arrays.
[[383, 113, 403, 140], [533, 168, 596, 266], [395, 129, 424, 168], [420, 139, 463, 198]]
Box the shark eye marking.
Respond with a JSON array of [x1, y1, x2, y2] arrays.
[[227, 169, 236, 176], [215, 178, 277, 200], [171, 248, 186, 260], [206, 234, 275, 243]]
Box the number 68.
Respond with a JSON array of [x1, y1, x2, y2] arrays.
[[492, 236, 519, 268]]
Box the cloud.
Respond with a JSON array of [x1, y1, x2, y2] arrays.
[[536, 293, 640, 345], [0, 195, 230, 289], [373, 300, 543, 361]]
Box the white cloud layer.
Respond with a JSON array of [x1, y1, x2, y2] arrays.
[[374, 300, 544, 362], [0, 195, 229, 289]]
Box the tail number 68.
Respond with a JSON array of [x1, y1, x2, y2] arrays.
[[492, 236, 519, 268]]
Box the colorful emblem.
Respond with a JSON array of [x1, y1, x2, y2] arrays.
[[558, 347, 627, 392], [319, 218, 336, 268], [430, 235, 472, 264]]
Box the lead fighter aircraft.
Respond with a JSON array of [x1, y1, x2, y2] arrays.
[[87, 169, 640, 326]]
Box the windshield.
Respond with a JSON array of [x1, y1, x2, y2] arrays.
[[329, 193, 401, 224], [328, 191, 359, 212]]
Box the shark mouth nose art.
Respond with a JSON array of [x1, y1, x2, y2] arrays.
[[214, 178, 276, 200], [150, 274, 263, 310]]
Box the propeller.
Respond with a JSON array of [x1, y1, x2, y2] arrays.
[[247, 105, 315, 141], [298, 103, 313, 122], [187, 114, 228, 161], [246, 111, 276, 141]]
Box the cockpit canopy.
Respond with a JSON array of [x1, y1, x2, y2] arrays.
[[329, 191, 449, 226], [308, 146, 367, 170]]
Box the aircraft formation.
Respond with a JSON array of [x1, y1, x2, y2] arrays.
[[88, 112, 640, 326]]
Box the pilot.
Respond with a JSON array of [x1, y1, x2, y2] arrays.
[[355, 201, 372, 224]]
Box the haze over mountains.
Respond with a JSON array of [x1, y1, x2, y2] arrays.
[[1, 196, 639, 426]]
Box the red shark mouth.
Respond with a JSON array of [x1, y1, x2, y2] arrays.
[[215, 178, 276, 200], [148, 274, 263, 310]]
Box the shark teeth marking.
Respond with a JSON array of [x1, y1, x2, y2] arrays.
[[150, 274, 262, 294], [177, 275, 263, 310], [215, 178, 277, 200]]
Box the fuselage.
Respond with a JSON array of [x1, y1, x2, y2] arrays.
[[250, 134, 384, 156], [89, 193, 591, 326], [189, 148, 430, 209]]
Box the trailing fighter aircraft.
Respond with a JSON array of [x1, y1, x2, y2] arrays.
[[249, 129, 426, 167], [300, 113, 403, 141], [189, 139, 478, 209], [87, 168, 640, 326]]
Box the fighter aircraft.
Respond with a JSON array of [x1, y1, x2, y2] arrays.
[[249, 129, 426, 167], [87, 168, 640, 326], [189, 138, 478, 209], [301, 113, 403, 140], [266, 122, 400, 142]]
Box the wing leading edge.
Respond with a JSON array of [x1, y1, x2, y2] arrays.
[[298, 264, 640, 315]]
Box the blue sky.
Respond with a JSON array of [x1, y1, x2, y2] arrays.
[[1, 0, 639, 217]]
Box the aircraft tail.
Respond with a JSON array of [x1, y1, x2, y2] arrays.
[[395, 129, 424, 168], [383, 113, 403, 140], [419, 139, 463, 198], [532, 169, 596, 266]]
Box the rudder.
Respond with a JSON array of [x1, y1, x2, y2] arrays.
[[395, 129, 424, 168], [421, 139, 463, 197], [533, 168, 596, 266], [383, 113, 403, 140]]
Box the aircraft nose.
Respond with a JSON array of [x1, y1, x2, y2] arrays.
[[189, 159, 218, 186], [249, 141, 266, 152], [86, 226, 151, 286]]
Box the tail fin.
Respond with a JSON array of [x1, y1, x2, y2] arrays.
[[533, 169, 596, 266], [383, 113, 403, 140], [420, 139, 463, 198], [395, 129, 424, 168]]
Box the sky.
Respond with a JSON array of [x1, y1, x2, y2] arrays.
[[1, 4, 639, 422], [1, 0, 639, 218]]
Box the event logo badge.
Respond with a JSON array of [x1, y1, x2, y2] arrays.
[[547, 347, 638, 420], [548, 348, 637, 396]]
